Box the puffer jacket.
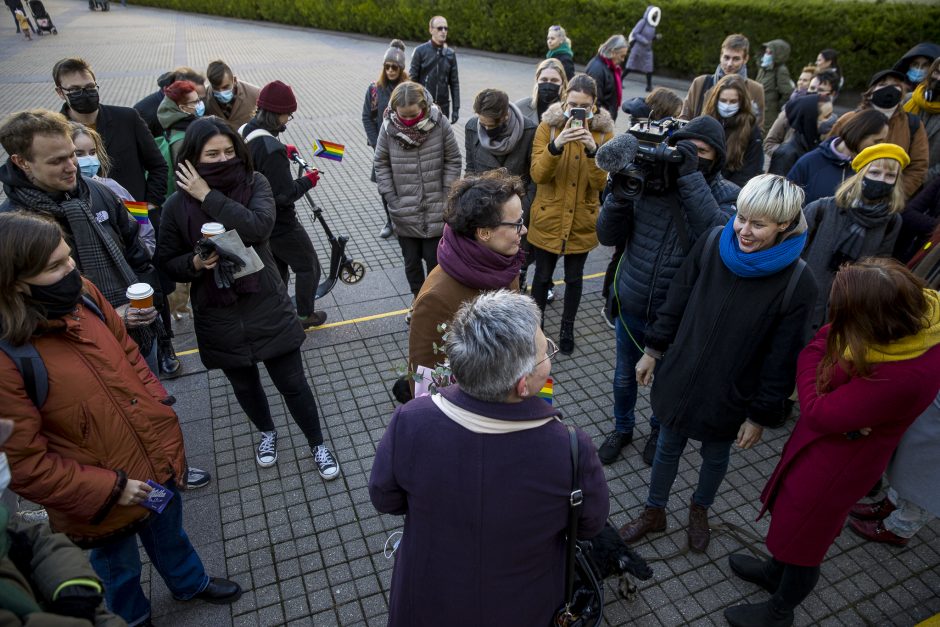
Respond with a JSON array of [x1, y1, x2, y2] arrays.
[[374, 105, 462, 239], [157, 173, 306, 369], [0, 280, 185, 548], [757, 39, 793, 132], [597, 116, 739, 322], [528, 103, 614, 255]]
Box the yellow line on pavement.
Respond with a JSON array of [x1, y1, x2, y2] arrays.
[[174, 272, 606, 357]]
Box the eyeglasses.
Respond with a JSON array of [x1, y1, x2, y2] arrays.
[[535, 338, 559, 367], [497, 218, 525, 234], [384, 63, 401, 71], [61, 85, 98, 97], [434, 26, 448, 31]]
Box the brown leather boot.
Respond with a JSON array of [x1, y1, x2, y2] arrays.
[[619, 506, 666, 544], [687, 501, 711, 553]]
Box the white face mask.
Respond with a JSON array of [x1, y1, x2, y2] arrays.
[[717, 102, 740, 118], [0, 453, 10, 495]]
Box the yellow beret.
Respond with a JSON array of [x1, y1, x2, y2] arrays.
[[851, 143, 911, 172]]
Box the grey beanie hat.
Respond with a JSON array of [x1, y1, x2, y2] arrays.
[[384, 39, 406, 67]]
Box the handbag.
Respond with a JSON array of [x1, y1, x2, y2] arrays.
[[553, 425, 604, 627]]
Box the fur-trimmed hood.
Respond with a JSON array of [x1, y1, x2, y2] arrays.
[[541, 102, 615, 134]]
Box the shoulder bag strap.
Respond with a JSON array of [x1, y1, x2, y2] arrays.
[[562, 424, 583, 609], [781, 259, 806, 313], [698, 225, 723, 267]]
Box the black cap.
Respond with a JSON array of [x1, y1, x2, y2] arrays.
[[868, 69, 906, 88]]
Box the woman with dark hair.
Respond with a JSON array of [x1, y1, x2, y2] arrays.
[[724, 258, 940, 627], [241, 80, 326, 328], [529, 73, 614, 354], [787, 108, 888, 205], [703, 74, 762, 186], [363, 39, 409, 239], [409, 169, 527, 376], [158, 117, 340, 479], [585, 35, 629, 122], [0, 211, 241, 625]]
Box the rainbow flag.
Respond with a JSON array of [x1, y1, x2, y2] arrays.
[[313, 138, 345, 162], [537, 377, 554, 405], [124, 200, 149, 224]]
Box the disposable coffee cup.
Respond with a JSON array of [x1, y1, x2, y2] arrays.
[[201, 222, 225, 238], [126, 283, 154, 309]]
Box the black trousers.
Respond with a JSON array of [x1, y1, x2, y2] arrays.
[[398, 235, 440, 297], [221, 348, 324, 447], [271, 222, 321, 317], [530, 246, 588, 321], [766, 559, 821, 613]]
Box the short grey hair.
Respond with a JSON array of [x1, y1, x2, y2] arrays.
[[599, 34, 628, 58], [445, 290, 541, 402], [736, 174, 804, 224]]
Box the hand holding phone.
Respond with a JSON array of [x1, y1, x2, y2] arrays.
[[569, 107, 587, 129]]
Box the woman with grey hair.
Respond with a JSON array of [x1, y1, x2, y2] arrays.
[[370, 289, 609, 626], [586, 34, 629, 121], [621, 175, 817, 554]]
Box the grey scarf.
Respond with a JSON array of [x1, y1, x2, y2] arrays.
[[477, 103, 525, 157], [714, 64, 748, 83], [833, 200, 892, 265]]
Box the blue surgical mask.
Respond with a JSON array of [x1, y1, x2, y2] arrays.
[[907, 68, 927, 84], [194, 101, 206, 117], [760, 54, 773, 69], [214, 89, 234, 104], [77, 155, 100, 178], [717, 102, 739, 118]]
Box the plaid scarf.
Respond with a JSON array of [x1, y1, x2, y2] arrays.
[[9, 179, 137, 305], [384, 106, 438, 148]]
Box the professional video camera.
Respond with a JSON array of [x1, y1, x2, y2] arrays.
[[596, 117, 688, 199]]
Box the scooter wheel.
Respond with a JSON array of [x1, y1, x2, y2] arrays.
[[339, 261, 366, 284]]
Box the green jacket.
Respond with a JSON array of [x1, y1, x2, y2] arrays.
[[757, 39, 794, 131]]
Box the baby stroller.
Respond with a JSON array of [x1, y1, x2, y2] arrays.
[[28, 0, 57, 34]]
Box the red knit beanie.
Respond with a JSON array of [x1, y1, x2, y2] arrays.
[[257, 80, 297, 114]]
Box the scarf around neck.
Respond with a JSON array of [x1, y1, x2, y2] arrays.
[[904, 83, 940, 116], [547, 43, 573, 59], [436, 224, 525, 290], [718, 216, 807, 278], [831, 199, 893, 266], [477, 103, 525, 156], [602, 55, 624, 108], [714, 64, 748, 83], [385, 106, 438, 148], [845, 289, 940, 363]]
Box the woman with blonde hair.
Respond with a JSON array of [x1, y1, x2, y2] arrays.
[[622, 175, 817, 554], [586, 34, 629, 121], [374, 81, 462, 299], [545, 24, 575, 81], [801, 143, 907, 330], [515, 58, 568, 126], [703, 74, 763, 186]]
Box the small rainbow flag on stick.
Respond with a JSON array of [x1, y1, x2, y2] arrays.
[[124, 200, 149, 224], [537, 377, 554, 405], [313, 138, 345, 162]]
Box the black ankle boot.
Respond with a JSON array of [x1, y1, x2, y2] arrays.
[[559, 319, 575, 355], [724, 600, 793, 627], [158, 337, 182, 379]]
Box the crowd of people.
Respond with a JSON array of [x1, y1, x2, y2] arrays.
[[0, 7, 939, 626]]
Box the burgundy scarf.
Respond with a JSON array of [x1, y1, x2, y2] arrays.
[[437, 224, 525, 290], [182, 158, 260, 307], [602, 55, 624, 109]]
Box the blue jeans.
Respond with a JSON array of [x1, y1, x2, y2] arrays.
[[646, 424, 733, 509], [613, 314, 660, 433], [90, 484, 208, 625]]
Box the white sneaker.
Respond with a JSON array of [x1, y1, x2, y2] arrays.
[[547, 287, 555, 303], [313, 445, 340, 480], [256, 431, 277, 467]]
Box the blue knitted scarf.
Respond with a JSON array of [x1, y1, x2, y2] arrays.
[[718, 218, 807, 278]]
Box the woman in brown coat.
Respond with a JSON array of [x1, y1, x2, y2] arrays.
[[529, 73, 614, 354]]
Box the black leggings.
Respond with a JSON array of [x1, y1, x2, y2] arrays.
[[766, 559, 820, 612], [221, 348, 323, 447], [530, 246, 588, 322]]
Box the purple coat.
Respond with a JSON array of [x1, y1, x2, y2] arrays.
[[626, 6, 659, 74], [369, 385, 609, 627]]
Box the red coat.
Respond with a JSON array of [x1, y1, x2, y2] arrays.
[[760, 326, 940, 566], [0, 280, 186, 548]]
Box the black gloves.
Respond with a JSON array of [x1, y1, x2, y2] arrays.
[[450, 111, 459, 124], [675, 139, 700, 177], [194, 237, 246, 289], [50, 585, 102, 621]]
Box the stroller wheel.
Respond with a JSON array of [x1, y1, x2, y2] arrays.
[[339, 261, 366, 284], [52, 28, 57, 34]]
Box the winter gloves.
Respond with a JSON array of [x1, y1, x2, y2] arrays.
[[195, 237, 247, 289]]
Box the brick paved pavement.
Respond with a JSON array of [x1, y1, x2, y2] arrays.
[[1, 3, 938, 625]]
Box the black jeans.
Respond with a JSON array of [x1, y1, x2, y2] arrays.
[[531, 246, 588, 321], [221, 348, 324, 447], [271, 222, 321, 317], [398, 235, 440, 297]]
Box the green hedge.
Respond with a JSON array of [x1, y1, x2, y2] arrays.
[[134, 0, 939, 90]]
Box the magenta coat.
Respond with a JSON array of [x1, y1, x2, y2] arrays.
[[759, 326, 940, 566]]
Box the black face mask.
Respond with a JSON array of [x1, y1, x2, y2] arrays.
[[537, 82, 561, 104], [28, 267, 83, 318], [697, 157, 714, 177], [486, 121, 510, 140], [870, 86, 902, 109], [861, 177, 895, 201], [65, 89, 100, 115]]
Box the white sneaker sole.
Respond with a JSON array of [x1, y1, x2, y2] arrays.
[[256, 454, 277, 468], [318, 463, 341, 480]]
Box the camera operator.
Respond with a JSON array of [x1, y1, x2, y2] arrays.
[[595, 116, 739, 466]]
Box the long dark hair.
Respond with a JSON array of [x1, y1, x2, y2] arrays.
[[819, 257, 930, 392], [0, 212, 67, 346], [175, 116, 253, 176], [703, 74, 756, 171]]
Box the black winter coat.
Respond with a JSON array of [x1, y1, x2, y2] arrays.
[[157, 173, 305, 369], [60, 103, 168, 207], [645, 228, 818, 441], [361, 80, 400, 183], [410, 42, 460, 115], [241, 121, 313, 238], [722, 123, 763, 187], [464, 114, 538, 212], [133, 89, 165, 138], [585, 56, 619, 122]]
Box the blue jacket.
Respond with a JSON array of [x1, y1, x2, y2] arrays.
[[786, 137, 852, 206]]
